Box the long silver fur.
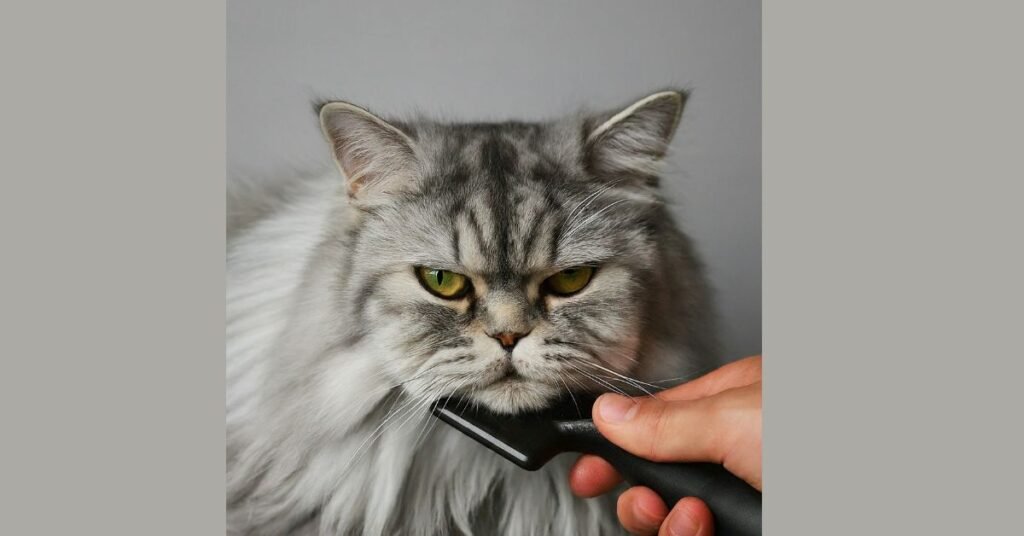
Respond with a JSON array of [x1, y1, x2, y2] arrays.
[[227, 90, 718, 535]]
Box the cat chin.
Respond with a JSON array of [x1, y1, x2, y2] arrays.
[[467, 378, 563, 415]]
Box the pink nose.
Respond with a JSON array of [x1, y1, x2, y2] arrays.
[[489, 331, 529, 350]]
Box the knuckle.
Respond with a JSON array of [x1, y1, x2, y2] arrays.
[[644, 401, 672, 462], [704, 403, 743, 462]]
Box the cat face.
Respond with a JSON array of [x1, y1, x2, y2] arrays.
[[320, 92, 688, 413]]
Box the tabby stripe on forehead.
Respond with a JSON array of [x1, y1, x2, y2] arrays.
[[450, 224, 461, 264], [465, 207, 489, 260], [479, 135, 519, 279], [520, 207, 548, 266], [444, 194, 468, 264], [548, 216, 564, 267]]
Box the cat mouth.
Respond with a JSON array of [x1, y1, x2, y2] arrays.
[[487, 367, 525, 386], [465, 361, 564, 413]]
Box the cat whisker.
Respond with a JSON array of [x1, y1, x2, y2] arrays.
[[337, 387, 429, 476], [340, 364, 452, 421], [561, 178, 630, 232], [559, 341, 676, 391], [372, 387, 446, 456], [562, 360, 630, 398], [554, 371, 582, 417], [576, 362, 657, 398], [546, 341, 661, 395], [556, 352, 657, 399], [641, 363, 724, 386], [412, 374, 473, 449], [396, 389, 443, 436], [572, 357, 659, 395], [562, 184, 610, 227], [580, 370, 646, 397], [560, 198, 630, 245], [589, 344, 641, 364], [562, 370, 589, 394]]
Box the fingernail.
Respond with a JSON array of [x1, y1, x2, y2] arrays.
[[667, 510, 701, 536], [597, 394, 637, 423]]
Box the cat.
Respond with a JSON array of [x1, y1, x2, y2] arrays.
[[227, 89, 718, 535]]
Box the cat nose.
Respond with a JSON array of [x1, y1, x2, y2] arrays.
[[488, 331, 530, 351]]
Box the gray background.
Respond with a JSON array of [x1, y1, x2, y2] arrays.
[[5, 1, 1024, 535], [228, 0, 761, 361]]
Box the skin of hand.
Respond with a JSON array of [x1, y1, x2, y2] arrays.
[[569, 355, 762, 536]]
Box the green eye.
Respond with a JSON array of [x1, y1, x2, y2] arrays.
[[544, 266, 595, 296], [416, 267, 470, 299]]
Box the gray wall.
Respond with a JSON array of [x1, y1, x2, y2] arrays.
[[228, 0, 761, 362]]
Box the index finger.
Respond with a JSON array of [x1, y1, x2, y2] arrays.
[[569, 454, 622, 498]]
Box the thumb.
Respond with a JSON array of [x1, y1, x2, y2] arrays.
[[592, 393, 724, 464]]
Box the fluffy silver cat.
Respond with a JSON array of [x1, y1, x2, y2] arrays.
[[227, 90, 718, 535]]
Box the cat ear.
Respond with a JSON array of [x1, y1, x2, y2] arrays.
[[583, 90, 687, 186], [319, 102, 421, 205]]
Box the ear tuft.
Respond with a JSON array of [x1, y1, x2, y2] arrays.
[[319, 102, 421, 205], [584, 90, 688, 184]]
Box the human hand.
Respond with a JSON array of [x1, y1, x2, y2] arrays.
[[569, 355, 762, 535]]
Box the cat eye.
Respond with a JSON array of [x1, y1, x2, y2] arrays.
[[415, 267, 471, 299], [543, 266, 595, 296]]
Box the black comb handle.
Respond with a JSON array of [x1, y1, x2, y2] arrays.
[[563, 421, 761, 536]]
